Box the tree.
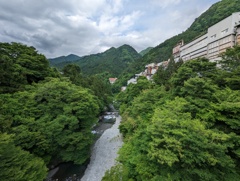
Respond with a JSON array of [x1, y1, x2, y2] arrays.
[[116, 76, 152, 111], [179, 77, 219, 119], [102, 164, 130, 181], [153, 58, 183, 89], [170, 58, 217, 96], [146, 98, 239, 180], [224, 66, 240, 90], [62, 64, 84, 86], [152, 65, 169, 86], [0, 42, 57, 93], [87, 75, 113, 111], [0, 133, 47, 181], [218, 46, 240, 90], [220, 45, 240, 71], [62, 65, 113, 110], [0, 78, 100, 164], [119, 86, 167, 137], [118, 98, 240, 180]]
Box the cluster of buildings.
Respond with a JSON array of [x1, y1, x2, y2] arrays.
[[127, 61, 169, 85], [173, 12, 240, 62], [112, 12, 240, 91], [109, 60, 169, 90], [119, 60, 169, 91]]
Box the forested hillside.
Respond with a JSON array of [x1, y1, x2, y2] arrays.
[[51, 44, 141, 78], [114, 0, 240, 88], [139, 47, 153, 56], [48, 54, 81, 66], [103, 45, 240, 181], [0, 42, 113, 180]]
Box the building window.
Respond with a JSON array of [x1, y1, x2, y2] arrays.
[[211, 34, 216, 39], [221, 28, 228, 34]]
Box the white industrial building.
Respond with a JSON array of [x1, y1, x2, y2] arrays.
[[173, 12, 240, 62]]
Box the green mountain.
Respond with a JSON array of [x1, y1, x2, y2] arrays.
[[117, 0, 240, 85], [139, 47, 153, 56], [48, 54, 81, 66], [52, 44, 141, 77]]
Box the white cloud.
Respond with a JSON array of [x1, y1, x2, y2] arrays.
[[97, 11, 142, 36], [150, 0, 182, 8], [0, 0, 220, 57]]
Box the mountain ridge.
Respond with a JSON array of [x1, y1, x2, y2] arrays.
[[50, 44, 141, 77], [48, 54, 81, 66], [139, 47, 153, 56]]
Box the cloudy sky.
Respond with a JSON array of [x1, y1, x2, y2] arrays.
[[0, 0, 219, 58]]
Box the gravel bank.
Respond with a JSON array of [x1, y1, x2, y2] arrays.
[[81, 116, 123, 181]]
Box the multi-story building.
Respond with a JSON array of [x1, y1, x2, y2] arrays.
[[173, 12, 240, 62], [173, 40, 184, 62]]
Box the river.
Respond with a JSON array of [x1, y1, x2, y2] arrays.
[[81, 115, 123, 181], [46, 115, 123, 181]]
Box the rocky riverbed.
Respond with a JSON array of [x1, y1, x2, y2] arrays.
[[81, 116, 123, 181]]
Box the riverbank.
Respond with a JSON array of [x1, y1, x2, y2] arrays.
[[81, 116, 123, 181]]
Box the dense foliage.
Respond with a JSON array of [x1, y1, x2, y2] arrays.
[[1, 78, 99, 163], [0, 43, 112, 180], [61, 64, 113, 111], [139, 47, 153, 56], [0, 133, 47, 181], [103, 46, 240, 180], [0, 42, 58, 93], [48, 54, 81, 66]]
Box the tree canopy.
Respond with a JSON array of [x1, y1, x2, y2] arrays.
[[0, 133, 47, 181], [104, 45, 240, 180], [0, 42, 112, 180], [0, 42, 58, 93]]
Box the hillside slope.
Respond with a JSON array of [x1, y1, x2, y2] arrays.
[[52, 44, 141, 77], [48, 54, 81, 66], [139, 47, 153, 56]]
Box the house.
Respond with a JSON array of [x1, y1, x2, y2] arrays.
[[121, 86, 127, 91], [109, 78, 117, 84], [127, 78, 137, 85]]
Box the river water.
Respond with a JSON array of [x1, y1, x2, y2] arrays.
[[81, 115, 123, 181], [46, 115, 123, 181]]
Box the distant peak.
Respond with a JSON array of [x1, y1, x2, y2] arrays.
[[119, 44, 132, 48], [104, 47, 116, 53], [109, 47, 116, 50], [66, 54, 80, 58]]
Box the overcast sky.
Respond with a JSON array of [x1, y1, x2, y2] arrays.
[[0, 0, 219, 58]]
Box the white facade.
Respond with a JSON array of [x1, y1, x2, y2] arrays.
[[207, 12, 240, 60], [127, 78, 137, 85], [174, 12, 240, 62], [181, 34, 208, 61]]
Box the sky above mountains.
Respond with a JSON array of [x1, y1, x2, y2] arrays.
[[0, 0, 219, 58]]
